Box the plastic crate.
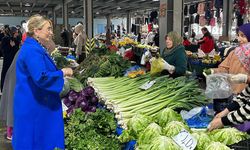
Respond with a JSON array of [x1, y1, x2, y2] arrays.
[[229, 139, 250, 150]]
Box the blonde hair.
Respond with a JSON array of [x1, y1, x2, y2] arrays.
[[27, 14, 52, 37]]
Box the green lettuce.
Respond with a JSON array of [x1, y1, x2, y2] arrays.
[[209, 127, 249, 145], [154, 108, 183, 127], [126, 113, 153, 138], [205, 142, 230, 150], [192, 131, 211, 150], [138, 123, 162, 145], [163, 121, 189, 137], [147, 136, 181, 150]]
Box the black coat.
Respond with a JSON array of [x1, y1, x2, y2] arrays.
[[1, 36, 20, 91]]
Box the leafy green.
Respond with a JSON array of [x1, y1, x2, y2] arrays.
[[209, 128, 249, 145], [192, 131, 211, 150], [147, 136, 181, 150], [138, 123, 162, 145], [205, 142, 230, 150], [163, 121, 189, 137], [65, 108, 121, 150], [126, 114, 153, 138], [154, 108, 183, 127], [67, 77, 83, 92], [51, 50, 70, 69]]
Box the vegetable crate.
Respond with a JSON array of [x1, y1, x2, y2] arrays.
[[188, 58, 218, 77], [229, 139, 250, 150]]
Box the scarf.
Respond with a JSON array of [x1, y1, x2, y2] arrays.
[[235, 42, 250, 72], [162, 31, 182, 56]]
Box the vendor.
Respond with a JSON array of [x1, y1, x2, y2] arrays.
[[160, 31, 187, 77], [204, 23, 250, 94], [198, 27, 214, 54], [208, 84, 250, 133]]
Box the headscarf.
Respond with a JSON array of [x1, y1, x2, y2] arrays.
[[74, 24, 87, 56], [234, 42, 250, 72], [162, 31, 183, 55], [239, 23, 250, 42]]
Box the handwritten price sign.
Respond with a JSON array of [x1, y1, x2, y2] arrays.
[[172, 129, 197, 150]]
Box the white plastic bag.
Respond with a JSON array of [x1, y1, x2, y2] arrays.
[[205, 73, 232, 99]]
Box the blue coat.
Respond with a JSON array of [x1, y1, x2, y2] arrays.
[[12, 37, 65, 150]]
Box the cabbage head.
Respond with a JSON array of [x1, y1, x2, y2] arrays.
[[192, 132, 211, 150], [138, 123, 162, 145], [118, 129, 134, 143], [148, 136, 181, 150], [154, 108, 183, 127], [209, 127, 249, 145], [127, 113, 153, 138], [163, 121, 189, 137], [205, 142, 230, 150]]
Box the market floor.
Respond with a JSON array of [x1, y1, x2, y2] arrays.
[[0, 58, 13, 150]]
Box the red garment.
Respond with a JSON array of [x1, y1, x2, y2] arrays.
[[22, 32, 27, 43], [183, 39, 191, 46], [148, 23, 153, 32], [200, 36, 214, 53]]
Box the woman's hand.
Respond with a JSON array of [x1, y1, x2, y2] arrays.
[[62, 68, 73, 77], [215, 108, 229, 118], [208, 117, 224, 132]]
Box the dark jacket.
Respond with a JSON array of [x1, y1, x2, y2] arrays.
[[161, 45, 187, 77]]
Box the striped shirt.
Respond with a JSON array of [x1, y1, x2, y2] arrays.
[[222, 84, 250, 125]]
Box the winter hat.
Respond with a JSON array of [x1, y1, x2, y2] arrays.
[[239, 23, 250, 42]]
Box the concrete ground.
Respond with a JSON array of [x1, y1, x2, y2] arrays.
[[0, 58, 13, 150]]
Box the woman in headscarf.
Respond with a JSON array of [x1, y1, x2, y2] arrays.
[[204, 23, 250, 94], [160, 31, 187, 77], [206, 23, 250, 133], [73, 23, 87, 63]]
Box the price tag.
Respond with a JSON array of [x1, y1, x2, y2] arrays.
[[139, 80, 156, 90], [172, 129, 197, 150], [62, 101, 68, 112]]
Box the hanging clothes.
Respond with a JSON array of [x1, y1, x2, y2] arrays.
[[184, 5, 188, 16], [197, 3, 205, 15]]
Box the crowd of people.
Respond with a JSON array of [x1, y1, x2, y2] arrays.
[[1, 12, 250, 149]]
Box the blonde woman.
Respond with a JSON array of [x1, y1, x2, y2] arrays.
[[12, 14, 73, 150]]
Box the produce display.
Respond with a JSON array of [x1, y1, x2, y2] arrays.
[[64, 108, 121, 150], [88, 74, 208, 126], [62, 86, 98, 116], [118, 108, 249, 150], [74, 49, 131, 86]]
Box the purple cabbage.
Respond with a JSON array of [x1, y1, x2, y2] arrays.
[[90, 96, 98, 105], [80, 101, 89, 111], [88, 106, 96, 113], [68, 90, 79, 102], [84, 86, 95, 96], [62, 97, 72, 107]]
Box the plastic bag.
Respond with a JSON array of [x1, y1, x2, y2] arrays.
[[181, 107, 213, 128], [150, 57, 165, 75], [205, 73, 232, 99]]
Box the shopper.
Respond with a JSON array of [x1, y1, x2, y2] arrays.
[[208, 84, 250, 132], [73, 23, 87, 63], [0, 51, 19, 140], [0, 26, 20, 91], [12, 14, 73, 150], [198, 27, 214, 53], [160, 31, 187, 77], [60, 25, 70, 47], [0, 29, 56, 141]]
